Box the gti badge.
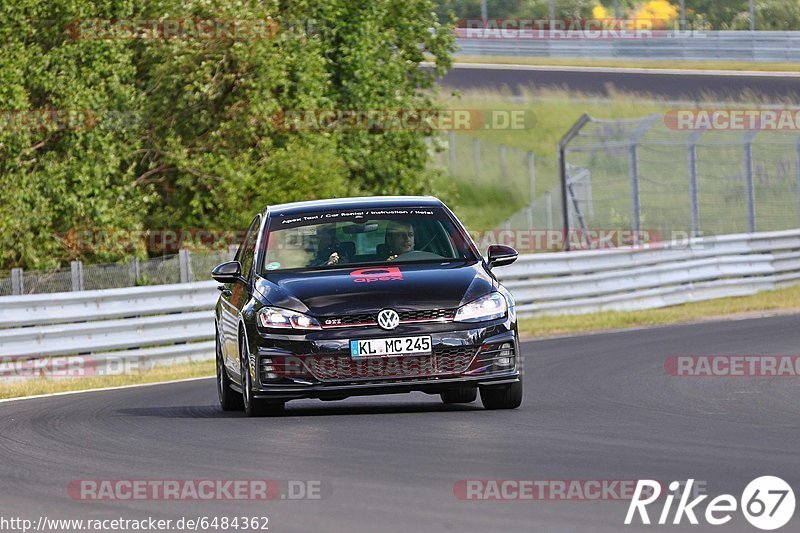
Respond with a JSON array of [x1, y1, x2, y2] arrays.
[[377, 309, 400, 330]]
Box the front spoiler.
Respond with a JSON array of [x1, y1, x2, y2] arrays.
[[251, 372, 520, 400]]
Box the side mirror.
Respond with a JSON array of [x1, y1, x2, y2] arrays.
[[487, 245, 518, 269], [211, 261, 245, 284]]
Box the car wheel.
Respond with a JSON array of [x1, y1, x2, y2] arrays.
[[480, 379, 523, 410], [440, 386, 477, 404], [240, 335, 285, 417], [217, 330, 243, 411]]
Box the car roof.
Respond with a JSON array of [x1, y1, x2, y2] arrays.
[[264, 196, 445, 217]]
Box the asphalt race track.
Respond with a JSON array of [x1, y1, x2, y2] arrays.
[[1, 314, 798, 532], [437, 63, 800, 100]]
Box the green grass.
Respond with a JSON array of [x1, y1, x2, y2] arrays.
[[518, 284, 800, 338], [0, 360, 215, 400], [455, 55, 800, 72]]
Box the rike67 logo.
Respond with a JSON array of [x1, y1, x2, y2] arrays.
[[625, 477, 795, 530]]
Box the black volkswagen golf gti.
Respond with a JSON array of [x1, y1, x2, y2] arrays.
[[213, 196, 522, 416]]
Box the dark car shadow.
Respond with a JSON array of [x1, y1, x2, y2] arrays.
[[116, 400, 483, 419]]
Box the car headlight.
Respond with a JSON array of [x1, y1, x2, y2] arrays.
[[454, 292, 508, 323], [257, 307, 321, 330]]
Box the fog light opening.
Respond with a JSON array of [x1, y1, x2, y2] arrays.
[[496, 343, 514, 367]]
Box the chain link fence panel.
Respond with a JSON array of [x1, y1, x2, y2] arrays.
[[0, 250, 234, 296], [562, 114, 800, 242]]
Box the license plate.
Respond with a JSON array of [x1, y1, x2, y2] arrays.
[[350, 336, 432, 358]]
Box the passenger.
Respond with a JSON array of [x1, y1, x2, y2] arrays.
[[311, 227, 347, 266]]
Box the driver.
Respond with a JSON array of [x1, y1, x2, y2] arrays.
[[385, 220, 415, 260]]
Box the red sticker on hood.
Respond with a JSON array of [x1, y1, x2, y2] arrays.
[[350, 267, 403, 283]]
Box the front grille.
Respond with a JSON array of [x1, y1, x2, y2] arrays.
[[399, 309, 455, 321], [319, 308, 456, 328], [321, 314, 375, 327], [267, 346, 478, 382]]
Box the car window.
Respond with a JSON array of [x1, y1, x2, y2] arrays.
[[239, 216, 260, 280], [262, 208, 476, 272]]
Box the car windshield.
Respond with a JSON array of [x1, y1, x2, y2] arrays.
[[261, 207, 477, 272]]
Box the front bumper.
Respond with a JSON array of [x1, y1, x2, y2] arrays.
[[248, 319, 521, 400], [252, 373, 521, 400]]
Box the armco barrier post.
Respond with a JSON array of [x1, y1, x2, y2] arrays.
[[70, 261, 84, 291], [11, 268, 23, 295], [179, 249, 193, 283], [628, 115, 660, 246], [744, 131, 758, 233], [687, 129, 704, 238], [628, 142, 641, 241]]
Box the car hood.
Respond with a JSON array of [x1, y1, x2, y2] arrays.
[[254, 261, 494, 316]]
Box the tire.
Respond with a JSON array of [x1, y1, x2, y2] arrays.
[[240, 335, 285, 417], [217, 330, 243, 411], [480, 379, 523, 410], [440, 386, 478, 404]]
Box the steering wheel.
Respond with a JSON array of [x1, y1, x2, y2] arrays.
[[393, 250, 444, 260]]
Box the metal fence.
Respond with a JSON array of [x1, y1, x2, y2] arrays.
[[559, 113, 800, 248], [455, 31, 800, 62], [429, 131, 563, 231], [0, 249, 231, 296]]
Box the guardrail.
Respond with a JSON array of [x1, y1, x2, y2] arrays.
[[1, 229, 798, 379], [498, 229, 800, 316], [0, 281, 218, 379], [454, 31, 800, 62]]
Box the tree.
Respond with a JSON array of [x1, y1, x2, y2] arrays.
[[0, 0, 455, 270], [732, 0, 800, 31], [684, 0, 747, 29], [0, 0, 149, 269]]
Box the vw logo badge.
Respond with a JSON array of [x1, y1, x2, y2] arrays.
[[377, 309, 400, 330]]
